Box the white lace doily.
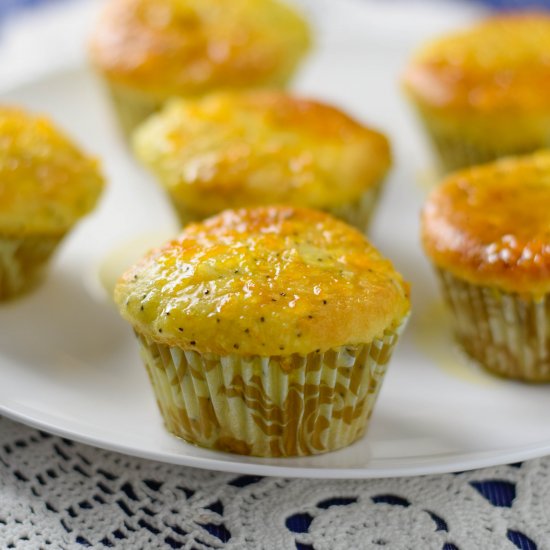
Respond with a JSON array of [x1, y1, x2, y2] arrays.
[[1, 417, 549, 549]]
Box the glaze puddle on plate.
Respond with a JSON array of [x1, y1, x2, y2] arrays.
[[94, 231, 176, 300], [413, 299, 497, 387]]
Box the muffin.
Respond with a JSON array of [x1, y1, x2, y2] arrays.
[[114, 206, 410, 457], [403, 13, 550, 173], [421, 151, 550, 381], [89, 0, 311, 136], [133, 91, 391, 232], [0, 107, 105, 300]]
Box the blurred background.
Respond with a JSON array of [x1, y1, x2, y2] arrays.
[[3, 0, 550, 19], [1, 0, 549, 89]]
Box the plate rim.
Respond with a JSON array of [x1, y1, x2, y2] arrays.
[[3, 401, 550, 479], [2, 25, 550, 479]]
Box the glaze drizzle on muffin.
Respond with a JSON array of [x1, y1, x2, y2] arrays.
[[133, 91, 391, 217], [89, 0, 311, 98], [0, 107, 104, 235], [115, 206, 409, 355], [403, 13, 550, 112], [422, 151, 550, 297]]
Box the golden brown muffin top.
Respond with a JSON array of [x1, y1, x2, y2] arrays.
[[115, 206, 410, 356], [403, 13, 550, 112], [89, 0, 311, 98], [422, 151, 550, 297], [0, 107, 105, 235], [133, 91, 391, 214]]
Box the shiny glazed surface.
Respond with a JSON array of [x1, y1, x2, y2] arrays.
[[0, 106, 104, 235], [403, 13, 550, 113], [133, 91, 391, 214], [89, 0, 311, 98], [422, 151, 550, 296], [115, 206, 410, 356]]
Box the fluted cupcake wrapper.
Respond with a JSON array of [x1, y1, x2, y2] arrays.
[[426, 129, 544, 174], [0, 234, 64, 300], [169, 184, 384, 234], [107, 75, 297, 141], [437, 269, 550, 382], [407, 102, 550, 173], [135, 323, 406, 457], [106, 84, 161, 140], [412, 108, 550, 175], [327, 184, 383, 234]]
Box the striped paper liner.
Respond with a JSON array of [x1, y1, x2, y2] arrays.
[[438, 269, 550, 382], [0, 233, 63, 300], [135, 321, 406, 457], [168, 183, 384, 234]]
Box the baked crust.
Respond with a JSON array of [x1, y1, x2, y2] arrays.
[[115, 206, 410, 355], [422, 151, 550, 297], [133, 91, 391, 214], [0, 107, 105, 235], [403, 12, 550, 113], [89, 0, 311, 98]]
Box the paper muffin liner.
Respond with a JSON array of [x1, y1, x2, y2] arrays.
[[425, 129, 543, 174], [327, 184, 383, 234], [412, 108, 548, 173], [166, 198, 207, 227], [168, 184, 383, 233], [437, 269, 550, 382], [134, 323, 406, 457], [107, 74, 296, 141], [106, 84, 162, 140], [0, 233, 64, 300]]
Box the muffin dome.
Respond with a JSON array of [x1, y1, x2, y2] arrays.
[[0, 106, 105, 299], [0, 107, 104, 235], [115, 206, 409, 356], [115, 207, 409, 456], [422, 150, 550, 298], [403, 13, 550, 113], [133, 91, 391, 227], [403, 13, 550, 171], [89, 0, 311, 99]]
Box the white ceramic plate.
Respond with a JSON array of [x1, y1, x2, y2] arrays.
[[3, 1, 550, 479]]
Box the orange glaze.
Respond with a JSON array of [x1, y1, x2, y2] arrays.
[[403, 13, 550, 113], [133, 91, 391, 213], [0, 106, 104, 235], [89, 0, 311, 99], [422, 151, 550, 297], [115, 206, 410, 356]]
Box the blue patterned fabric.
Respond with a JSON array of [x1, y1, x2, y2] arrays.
[[283, 471, 539, 549], [0, 0, 66, 20], [482, 0, 550, 6]]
